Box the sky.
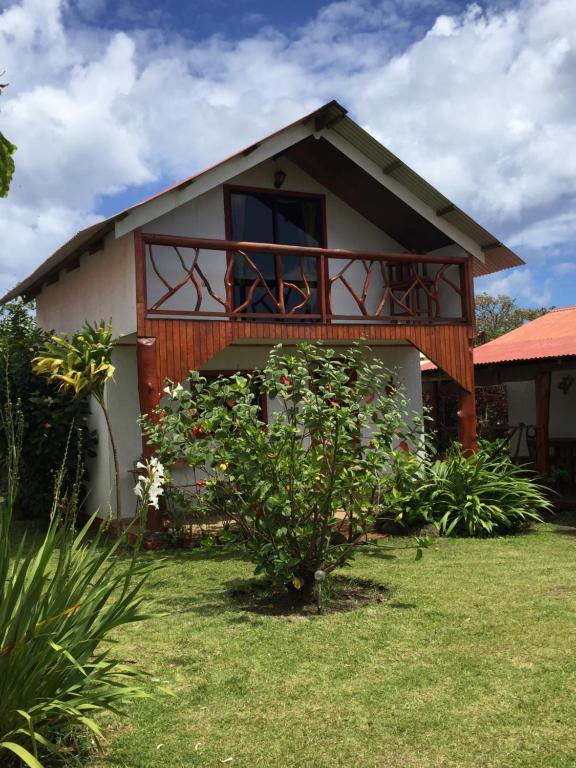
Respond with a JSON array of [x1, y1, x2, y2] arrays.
[[1, 0, 575, 308]]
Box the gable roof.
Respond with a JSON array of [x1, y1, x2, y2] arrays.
[[2, 100, 523, 303]]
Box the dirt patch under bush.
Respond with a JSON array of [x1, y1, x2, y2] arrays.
[[229, 576, 389, 617]]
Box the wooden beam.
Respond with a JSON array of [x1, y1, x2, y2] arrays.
[[142, 318, 474, 392], [534, 370, 551, 476], [140, 233, 467, 265], [436, 204, 456, 217], [382, 159, 402, 175]]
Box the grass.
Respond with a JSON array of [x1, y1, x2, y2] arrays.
[[81, 518, 576, 768]]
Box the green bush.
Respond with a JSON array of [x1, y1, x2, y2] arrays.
[[143, 342, 425, 599], [0, 400, 159, 767], [400, 442, 552, 537], [0, 300, 96, 518]]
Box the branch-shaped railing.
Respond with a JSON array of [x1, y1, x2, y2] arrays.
[[139, 234, 472, 324]]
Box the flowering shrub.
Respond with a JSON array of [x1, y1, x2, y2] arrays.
[[142, 342, 425, 598]]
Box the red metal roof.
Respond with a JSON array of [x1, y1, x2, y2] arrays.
[[422, 306, 576, 372], [474, 306, 576, 365]]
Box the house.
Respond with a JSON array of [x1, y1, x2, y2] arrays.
[[2, 101, 523, 528], [423, 306, 576, 492]]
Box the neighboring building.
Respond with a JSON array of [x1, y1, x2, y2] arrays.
[[423, 306, 576, 490], [2, 101, 523, 526]]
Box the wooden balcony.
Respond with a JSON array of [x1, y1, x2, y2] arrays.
[[137, 234, 473, 326]]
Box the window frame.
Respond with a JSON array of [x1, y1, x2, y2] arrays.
[[223, 184, 328, 318]]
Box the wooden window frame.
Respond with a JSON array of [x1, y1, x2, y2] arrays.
[[223, 184, 328, 320]]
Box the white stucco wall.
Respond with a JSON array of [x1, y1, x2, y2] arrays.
[[85, 344, 142, 520], [507, 370, 576, 456], [36, 232, 136, 336], [550, 370, 576, 439], [507, 380, 536, 456]]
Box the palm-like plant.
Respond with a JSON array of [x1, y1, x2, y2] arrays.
[[33, 321, 121, 520]]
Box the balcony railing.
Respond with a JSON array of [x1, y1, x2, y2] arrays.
[[138, 234, 472, 325]]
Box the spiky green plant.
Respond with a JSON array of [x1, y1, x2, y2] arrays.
[[0, 397, 159, 767], [33, 321, 121, 519], [405, 442, 553, 537]]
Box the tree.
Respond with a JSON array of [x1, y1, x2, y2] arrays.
[[475, 293, 551, 345], [143, 342, 425, 600], [0, 76, 16, 198], [33, 321, 121, 520]]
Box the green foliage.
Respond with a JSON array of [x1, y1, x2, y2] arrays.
[[0, 398, 159, 768], [475, 293, 551, 345], [0, 300, 96, 519], [0, 130, 16, 198], [143, 342, 424, 597], [399, 441, 552, 537], [33, 320, 115, 403], [34, 320, 122, 519], [0, 78, 16, 197]]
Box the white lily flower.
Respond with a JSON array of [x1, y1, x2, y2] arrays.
[[133, 456, 166, 510]]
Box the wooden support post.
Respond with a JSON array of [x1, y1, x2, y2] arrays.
[[136, 336, 163, 530], [457, 387, 477, 454], [534, 370, 551, 476], [457, 343, 477, 454]]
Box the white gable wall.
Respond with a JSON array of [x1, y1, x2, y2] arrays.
[[143, 156, 403, 249], [142, 157, 406, 319], [36, 232, 136, 336]]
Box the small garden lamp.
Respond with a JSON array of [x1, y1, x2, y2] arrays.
[[314, 569, 327, 614]]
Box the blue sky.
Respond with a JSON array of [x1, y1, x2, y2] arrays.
[[1, 0, 575, 307]]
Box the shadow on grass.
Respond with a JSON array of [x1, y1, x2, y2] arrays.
[[226, 575, 390, 617], [157, 573, 391, 619], [150, 545, 251, 565], [549, 509, 576, 536]]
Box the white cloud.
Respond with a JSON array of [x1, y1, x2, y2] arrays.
[[476, 266, 553, 306], [552, 261, 576, 276], [509, 210, 576, 250], [1, 0, 575, 298]]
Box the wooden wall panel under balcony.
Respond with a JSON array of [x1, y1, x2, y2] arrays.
[[140, 318, 474, 392]]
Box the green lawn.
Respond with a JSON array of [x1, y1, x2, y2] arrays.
[[89, 519, 576, 768]]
